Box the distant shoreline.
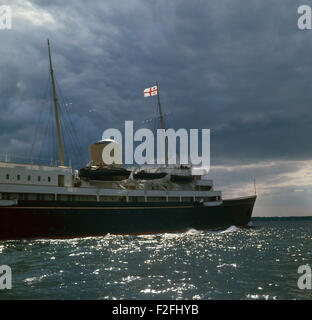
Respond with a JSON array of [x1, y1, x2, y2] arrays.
[[252, 216, 312, 221]]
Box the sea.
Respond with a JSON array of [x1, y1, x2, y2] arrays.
[[0, 218, 311, 300]]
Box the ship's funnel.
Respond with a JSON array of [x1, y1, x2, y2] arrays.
[[89, 139, 116, 166]]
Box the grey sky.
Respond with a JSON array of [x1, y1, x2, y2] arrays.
[[0, 0, 312, 216]]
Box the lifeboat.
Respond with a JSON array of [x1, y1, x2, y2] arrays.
[[79, 166, 131, 181], [133, 170, 167, 180]]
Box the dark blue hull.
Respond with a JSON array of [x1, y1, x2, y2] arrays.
[[0, 196, 256, 240]]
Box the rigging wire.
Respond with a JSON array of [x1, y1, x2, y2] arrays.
[[31, 70, 85, 168], [37, 98, 53, 164], [57, 99, 79, 167], [29, 74, 51, 163], [54, 76, 84, 167]]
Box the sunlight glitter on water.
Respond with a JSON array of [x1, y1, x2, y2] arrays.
[[0, 220, 311, 300]]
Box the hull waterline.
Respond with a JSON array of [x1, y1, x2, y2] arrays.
[[0, 195, 256, 240]]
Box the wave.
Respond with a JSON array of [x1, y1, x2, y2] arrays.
[[204, 225, 240, 235], [186, 228, 200, 234], [219, 225, 239, 233], [157, 226, 240, 237]]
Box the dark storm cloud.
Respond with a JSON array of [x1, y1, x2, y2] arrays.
[[1, 0, 310, 164]]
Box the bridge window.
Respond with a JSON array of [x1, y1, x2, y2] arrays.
[[6, 174, 9, 180], [17, 174, 20, 181]]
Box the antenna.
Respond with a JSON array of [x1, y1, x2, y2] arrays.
[[253, 177, 257, 195]]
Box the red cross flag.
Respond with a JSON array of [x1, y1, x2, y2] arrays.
[[144, 85, 158, 97]]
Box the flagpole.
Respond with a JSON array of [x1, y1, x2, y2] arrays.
[[156, 81, 168, 167]]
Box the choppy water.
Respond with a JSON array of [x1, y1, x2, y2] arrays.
[[0, 219, 311, 300]]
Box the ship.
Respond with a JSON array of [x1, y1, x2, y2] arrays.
[[0, 40, 256, 240]]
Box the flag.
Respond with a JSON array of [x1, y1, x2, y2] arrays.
[[144, 86, 158, 97]]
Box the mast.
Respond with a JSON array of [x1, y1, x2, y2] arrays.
[[47, 39, 64, 167], [156, 81, 168, 167]]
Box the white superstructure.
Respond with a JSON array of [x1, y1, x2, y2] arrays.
[[0, 161, 221, 204]]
